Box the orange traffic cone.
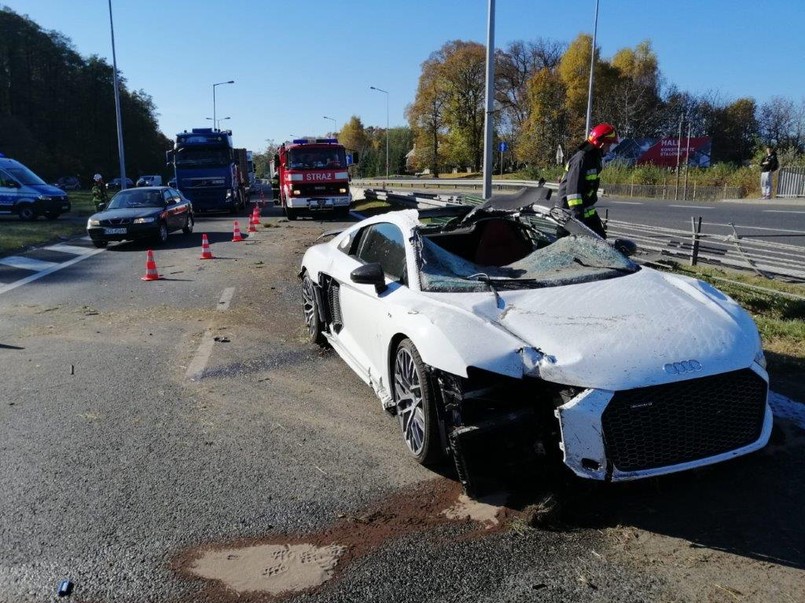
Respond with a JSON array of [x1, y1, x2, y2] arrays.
[[248, 207, 259, 233], [232, 220, 244, 242], [199, 233, 215, 259], [140, 249, 163, 281]]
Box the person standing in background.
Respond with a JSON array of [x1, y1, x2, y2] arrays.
[[760, 147, 779, 200]]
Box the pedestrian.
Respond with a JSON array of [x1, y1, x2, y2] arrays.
[[759, 146, 778, 200], [556, 123, 618, 238], [91, 173, 109, 211]]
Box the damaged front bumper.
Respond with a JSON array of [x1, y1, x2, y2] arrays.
[[555, 365, 773, 481]]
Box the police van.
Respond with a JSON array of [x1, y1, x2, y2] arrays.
[[0, 154, 71, 220]]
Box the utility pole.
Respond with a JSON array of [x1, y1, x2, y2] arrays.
[[482, 0, 496, 200]]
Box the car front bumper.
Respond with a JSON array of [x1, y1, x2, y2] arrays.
[[555, 365, 772, 481], [87, 223, 160, 243]]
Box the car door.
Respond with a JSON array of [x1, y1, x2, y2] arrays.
[[0, 170, 17, 214], [162, 189, 181, 230], [335, 222, 409, 386]]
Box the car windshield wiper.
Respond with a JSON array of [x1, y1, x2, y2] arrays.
[[467, 273, 504, 309], [572, 257, 637, 273]]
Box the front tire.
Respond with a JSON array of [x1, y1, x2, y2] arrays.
[[302, 272, 326, 346], [182, 213, 194, 234], [92, 239, 108, 248], [393, 339, 442, 465], [156, 221, 168, 244], [17, 205, 36, 221], [285, 206, 298, 221]]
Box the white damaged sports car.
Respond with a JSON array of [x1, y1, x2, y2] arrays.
[[299, 189, 772, 493]]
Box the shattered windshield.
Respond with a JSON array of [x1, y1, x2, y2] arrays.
[[418, 230, 638, 292]]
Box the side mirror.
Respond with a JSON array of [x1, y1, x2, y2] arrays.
[[97, 203, 106, 211], [350, 262, 387, 294]]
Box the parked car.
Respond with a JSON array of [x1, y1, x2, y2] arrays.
[[0, 155, 71, 220], [136, 174, 163, 187], [299, 187, 772, 495], [52, 176, 81, 191], [86, 186, 194, 248], [106, 177, 134, 190]]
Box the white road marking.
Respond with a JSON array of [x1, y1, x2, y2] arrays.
[[0, 247, 106, 297], [45, 243, 99, 255], [762, 210, 805, 214], [668, 205, 714, 210], [218, 287, 235, 311], [0, 256, 59, 271], [186, 288, 236, 381], [185, 330, 215, 382], [608, 201, 643, 205]]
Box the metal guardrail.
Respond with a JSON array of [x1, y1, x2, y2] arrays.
[[358, 186, 805, 283]]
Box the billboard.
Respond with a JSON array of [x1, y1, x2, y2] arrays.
[[606, 137, 712, 168]]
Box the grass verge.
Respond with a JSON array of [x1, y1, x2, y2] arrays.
[[0, 192, 96, 257]]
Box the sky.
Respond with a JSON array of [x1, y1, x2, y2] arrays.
[[3, 1, 804, 155]]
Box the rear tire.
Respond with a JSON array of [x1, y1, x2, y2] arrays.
[[301, 272, 326, 346]]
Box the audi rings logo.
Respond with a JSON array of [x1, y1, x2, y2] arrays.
[[663, 359, 703, 375]]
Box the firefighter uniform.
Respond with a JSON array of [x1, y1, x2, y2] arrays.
[[557, 146, 606, 238]]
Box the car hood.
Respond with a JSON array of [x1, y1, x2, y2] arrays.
[[433, 268, 761, 390], [94, 207, 162, 220], [29, 183, 68, 198]]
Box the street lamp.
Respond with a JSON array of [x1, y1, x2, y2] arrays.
[[584, 0, 600, 136], [369, 86, 389, 179], [206, 116, 230, 130], [107, 0, 127, 189], [323, 116, 337, 136], [212, 80, 234, 132]]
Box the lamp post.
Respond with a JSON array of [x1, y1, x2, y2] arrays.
[[584, 0, 600, 136], [206, 116, 230, 130], [369, 86, 389, 179], [323, 116, 337, 136], [107, 0, 127, 189], [212, 80, 234, 132]]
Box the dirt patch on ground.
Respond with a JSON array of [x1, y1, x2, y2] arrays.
[[173, 478, 517, 602]]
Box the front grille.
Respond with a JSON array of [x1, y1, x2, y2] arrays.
[[101, 217, 133, 225], [601, 369, 767, 472], [299, 183, 347, 196]]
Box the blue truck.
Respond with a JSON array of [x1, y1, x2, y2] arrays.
[[166, 128, 247, 214]]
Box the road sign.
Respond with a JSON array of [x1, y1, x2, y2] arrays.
[[498, 142, 508, 152]]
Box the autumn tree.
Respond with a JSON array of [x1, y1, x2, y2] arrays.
[[557, 34, 597, 139], [517, 68, 568, 167], [406, 56, 449, 176]]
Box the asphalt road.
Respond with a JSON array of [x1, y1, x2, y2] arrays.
[[1, 203, 803, 603]]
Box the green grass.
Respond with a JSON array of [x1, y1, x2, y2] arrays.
[[0, 191, 95, 256]]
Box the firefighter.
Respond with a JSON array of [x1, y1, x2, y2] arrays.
[[557, 122, 618, 239], [91, 173, 109, 211]]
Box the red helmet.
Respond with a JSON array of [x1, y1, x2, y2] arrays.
[[587, 123, 617, 149]]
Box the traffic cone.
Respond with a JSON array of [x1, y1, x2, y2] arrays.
[[232, 220, 244, 242], [248, 206, 260, 233], [199, 233, 215, 259], [140, 249, 163, 281]]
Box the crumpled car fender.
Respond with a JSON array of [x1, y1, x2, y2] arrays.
[[378, 299, 527, 380]]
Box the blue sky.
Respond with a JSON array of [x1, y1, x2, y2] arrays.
[[4, 1, 803, 154]]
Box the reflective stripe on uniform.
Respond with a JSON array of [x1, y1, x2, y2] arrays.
[[585, 173, 599, 181], [583, 207, 597, 218], [567, 195, 583, 207]]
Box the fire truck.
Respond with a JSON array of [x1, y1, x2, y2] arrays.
[[275, 138, 354, 220]]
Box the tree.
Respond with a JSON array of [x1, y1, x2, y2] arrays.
[[517, 68, 568, 167], [558, 34, 597, 139], [406, 56, 449, 176], [759, 96, 797, 148]]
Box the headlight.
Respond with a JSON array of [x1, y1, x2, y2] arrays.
[[293, 189, 301, 195], [133, 217, 156, 224], [226, 190, 233, 199], [87, 218, 100, 227], [338, 187, 348, 194], [38, 195, 53, 201]]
